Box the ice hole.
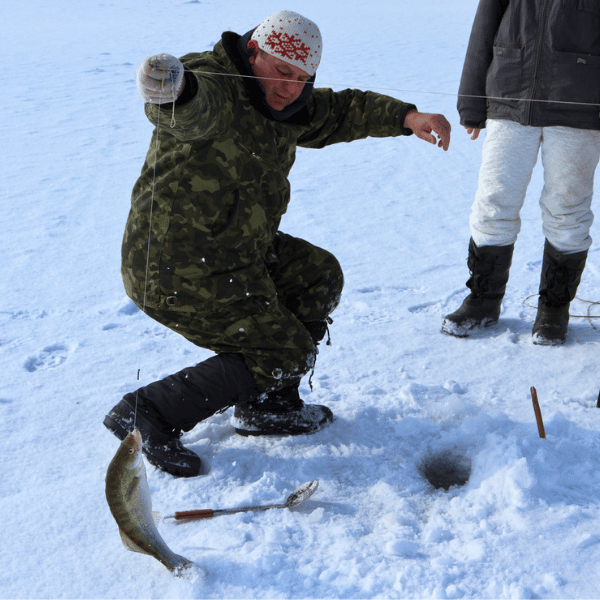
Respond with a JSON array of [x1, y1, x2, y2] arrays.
[[420, 450, 472, 490]]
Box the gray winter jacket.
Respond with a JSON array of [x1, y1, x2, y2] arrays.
[[457, 0, 600, 130]]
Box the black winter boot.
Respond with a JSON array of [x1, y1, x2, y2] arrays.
[[104, 396, 202, 478], [233, 381, 334, 436], [233, 318, 334, 436], [103, 353, 258, 477], [442, 239, 514, 337], [532, 240, 587, 345]]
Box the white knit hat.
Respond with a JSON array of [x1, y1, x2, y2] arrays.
[[251, 10, 322, 76]]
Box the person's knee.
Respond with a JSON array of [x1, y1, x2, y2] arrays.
[[310, 252, 344, 316]]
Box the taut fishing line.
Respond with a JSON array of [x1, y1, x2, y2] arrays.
[[187, 70, 600, 108]]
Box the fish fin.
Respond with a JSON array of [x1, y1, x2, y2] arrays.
[[119, 528, 152, 556], [152, 511, 161, 526]]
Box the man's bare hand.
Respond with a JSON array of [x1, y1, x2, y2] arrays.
[[465, 126, 481, 140], [404, 110, 451, 151]]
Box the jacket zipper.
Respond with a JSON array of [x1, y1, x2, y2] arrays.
[[236, 139, 286, 176], [527, 0, 552, 124], [237, 141, 263, 162]]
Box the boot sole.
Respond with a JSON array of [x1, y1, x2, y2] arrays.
[[233, 414, 334, 437], [441, 316, 499, 338], [532, 333, 566, 346]]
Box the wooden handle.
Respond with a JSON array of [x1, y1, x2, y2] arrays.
[[530, 387, 546, 439], [173, 509, 215, 521]]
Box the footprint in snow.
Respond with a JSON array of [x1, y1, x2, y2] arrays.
[[24, 344, 70, 372], [408, 301, 439, 313], [118, 300, 140, 316]]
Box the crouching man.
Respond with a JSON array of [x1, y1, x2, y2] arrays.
[[104, 10, 451, 476]]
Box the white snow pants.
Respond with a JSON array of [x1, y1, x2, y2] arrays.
[[469, 119, 600, 253]]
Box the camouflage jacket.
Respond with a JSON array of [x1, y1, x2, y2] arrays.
[[122, 32, 417, 311]]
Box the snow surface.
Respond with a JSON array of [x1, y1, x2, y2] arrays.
[[3, 0, 600, 598]]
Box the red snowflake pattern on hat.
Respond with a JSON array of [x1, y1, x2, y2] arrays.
[[264, 32, 310, 65]]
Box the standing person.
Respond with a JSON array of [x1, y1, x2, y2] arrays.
[[441, 0, 600, 345], [104, 10, 451, 477]]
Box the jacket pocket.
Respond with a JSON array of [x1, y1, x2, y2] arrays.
[[211, 188, 240, 237], [562, 0, 600, 12], [548, 50, 600, 109], [579, 0, 600, 12], [486, 46, 524, 105]]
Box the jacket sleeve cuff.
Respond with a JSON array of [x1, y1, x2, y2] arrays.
[[460, 118, 486, 129], [174, 70, 199, 106]]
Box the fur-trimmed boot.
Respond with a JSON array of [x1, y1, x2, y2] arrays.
[[442, 239, 514, 337], [103, 353, 257, 477], [532, 240, 587, 345]]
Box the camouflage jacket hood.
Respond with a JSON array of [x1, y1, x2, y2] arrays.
[[122, 32, 416, 311]]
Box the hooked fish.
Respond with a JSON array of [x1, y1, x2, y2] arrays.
[[105, 429, 201, 578]]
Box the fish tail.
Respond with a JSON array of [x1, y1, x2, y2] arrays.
[[170, 556, 207, 580]]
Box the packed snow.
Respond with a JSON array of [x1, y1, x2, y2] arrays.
[[3, 0, 600, 598]]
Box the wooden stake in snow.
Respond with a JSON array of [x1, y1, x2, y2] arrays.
[[530, 387, 546, 439]]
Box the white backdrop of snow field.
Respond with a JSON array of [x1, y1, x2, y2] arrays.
[[3, 0, 600, 598]]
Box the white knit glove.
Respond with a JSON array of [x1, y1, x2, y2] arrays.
[[136, 54, 184, 104]]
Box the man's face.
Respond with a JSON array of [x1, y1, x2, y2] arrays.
[[247, 41, 311, 111]]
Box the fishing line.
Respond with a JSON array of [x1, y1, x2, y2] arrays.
[[134, 78, 177, 430], [524, 295, 600, 329], [197, 70, 600, 108]]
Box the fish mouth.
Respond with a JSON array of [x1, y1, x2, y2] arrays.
[[131, 429, 143, 451]]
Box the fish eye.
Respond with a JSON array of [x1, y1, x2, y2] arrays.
[[128, 448, 134, 454]]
